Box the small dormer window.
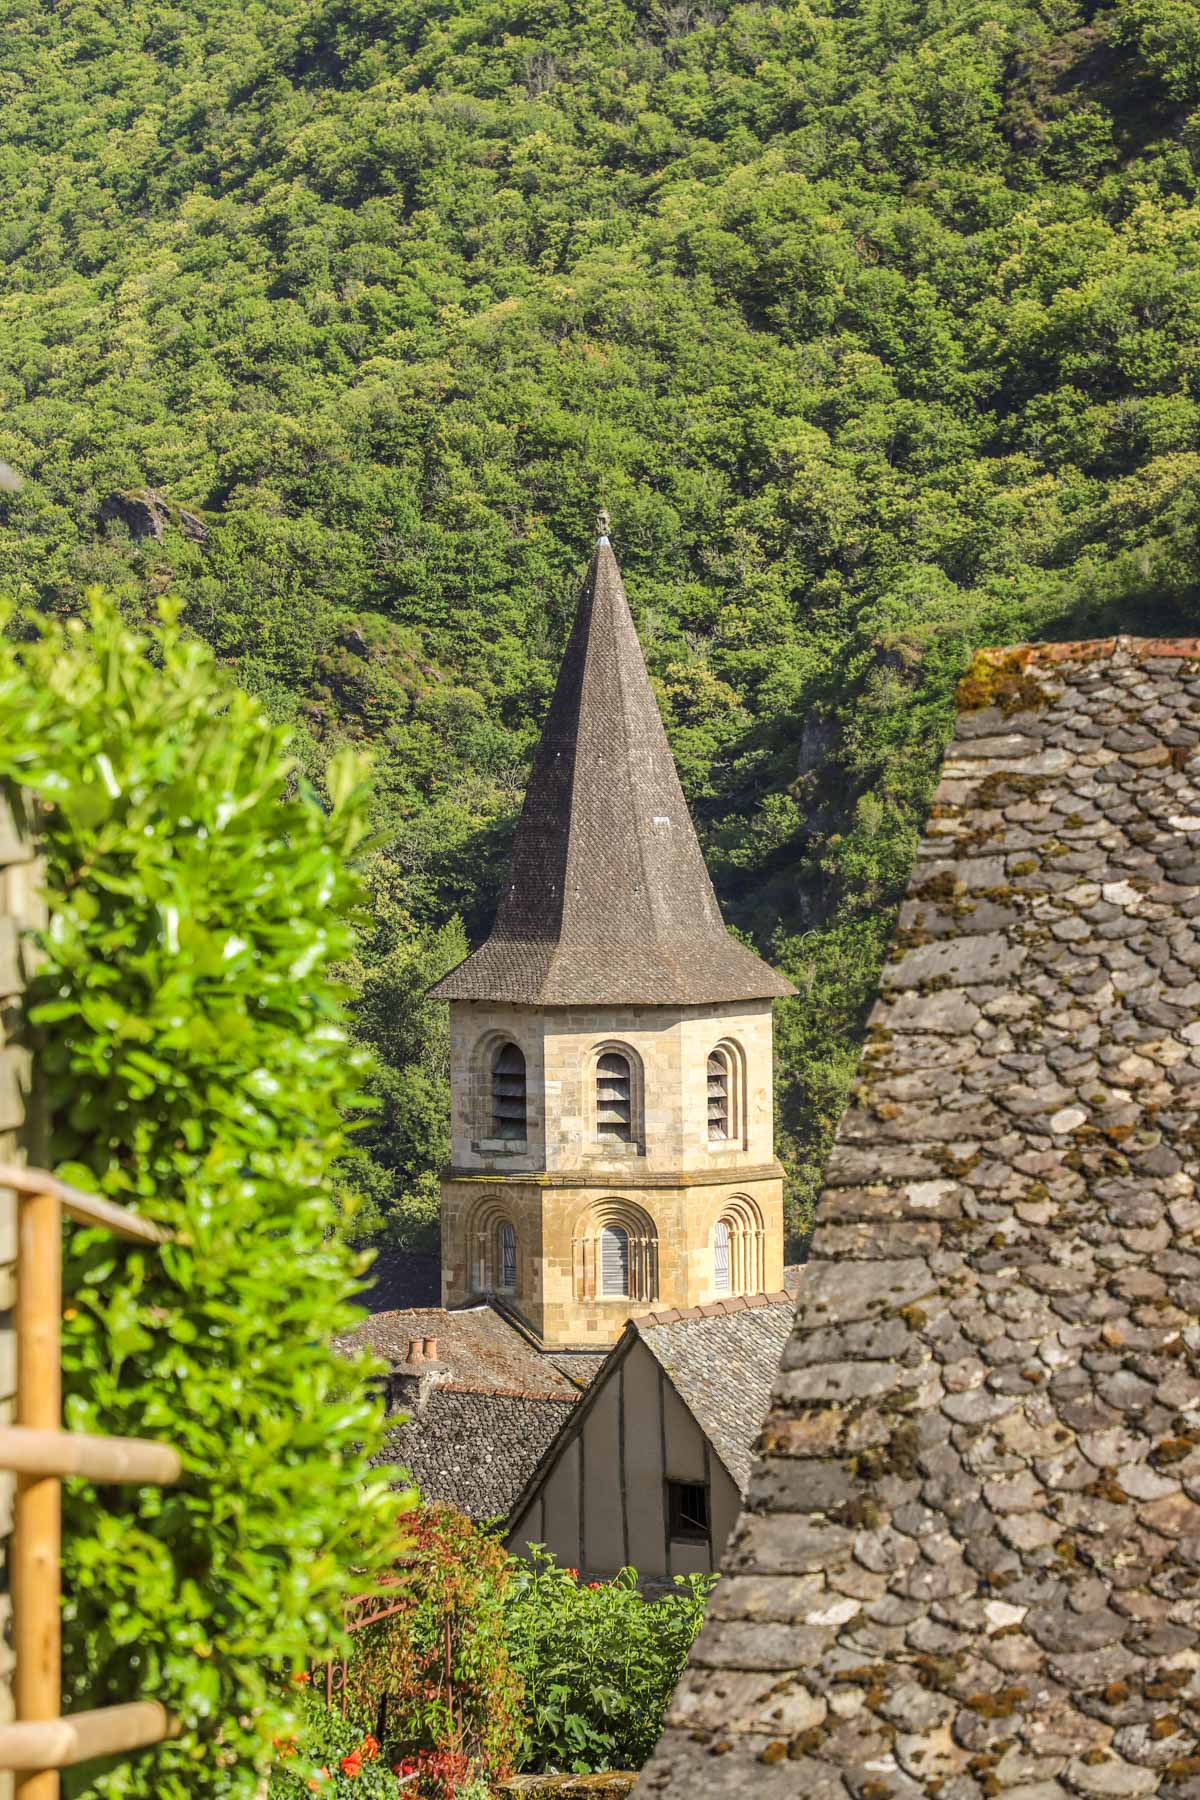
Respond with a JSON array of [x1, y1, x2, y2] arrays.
[[597, 1052, 633, 1142], [491, 1042, 527, 1140], [498, 1220, 517, 1291], [707, 1050, 730, 1140]]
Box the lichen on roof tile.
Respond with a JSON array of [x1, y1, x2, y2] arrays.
[[635, 637, 1200, 1797]]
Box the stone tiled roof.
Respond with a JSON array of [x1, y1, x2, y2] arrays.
[[637, 638, 1200, 1798], [635, 1295, 795, 1492], [342, 1304, 580, 1519], [375, 1389, 577, 1521], [336, 1305, 576, 1401], [429, 538, 794, 1006], [547, 1350, 609, 1390]]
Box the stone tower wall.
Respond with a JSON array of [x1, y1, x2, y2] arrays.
[[442, 996, 784, 1345]]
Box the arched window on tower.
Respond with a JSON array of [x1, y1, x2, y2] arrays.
[[707, 1048, 732, 1140], [596, 1052, 633, 1142], [575, 1201, 658, 1304], [713, 1219, 731, 1292], [491, 1042, 527, 1140], [712, 1198, 765, 1295], [600, 1223, 630, 1296], [498, 1220, 517, 1292]]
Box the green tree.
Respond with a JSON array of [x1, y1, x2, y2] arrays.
[[0, 597, 410, 1798]]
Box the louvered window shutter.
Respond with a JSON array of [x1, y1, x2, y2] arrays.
[[707, 1051, 729, 1139], [492, 1043, 527, 1139], [714, 1220, 730, 1292], [499, 1221, 517, 1289], [600, 1224, 630, 1296], [596, 1052, 633, 1141]]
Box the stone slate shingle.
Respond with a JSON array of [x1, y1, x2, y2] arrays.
[[376, 1388, 577, 1521], [339, 1304, 580, 1520], [430, 538, 794, 1006], [635, 1296, 795, 1492], [637, 637, 1200, 1798], [335, 1305, 577, 1400]]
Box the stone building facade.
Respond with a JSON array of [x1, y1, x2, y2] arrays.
[[431, 530, 794, 1347]]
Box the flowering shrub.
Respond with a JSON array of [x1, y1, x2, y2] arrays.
[[269, 1684, 397, 1797], [344, 1508, 522, 1797], [503, 1551, 714, 1772]]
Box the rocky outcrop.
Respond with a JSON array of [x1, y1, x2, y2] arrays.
[[97, 488, 208, 543]]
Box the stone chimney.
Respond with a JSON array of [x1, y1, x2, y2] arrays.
[[388, 1333, 449, 1416]]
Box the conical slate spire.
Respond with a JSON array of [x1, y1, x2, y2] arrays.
[[430, 537, 794, 1006]]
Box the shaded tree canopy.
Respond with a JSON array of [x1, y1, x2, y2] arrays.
[[2, 0, 1198, 1238]]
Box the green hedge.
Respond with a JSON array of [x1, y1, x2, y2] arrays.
[[0, 597, 409, 1797]]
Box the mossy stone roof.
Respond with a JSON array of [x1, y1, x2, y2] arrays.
[[636, 638, 1200, 1798]]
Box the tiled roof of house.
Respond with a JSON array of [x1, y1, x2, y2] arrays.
[[341, 1304, 580, 1520], [429, 536, 794, 1006], [635, 1296, 795, 1492], [375, 1389, 577, 1521], [637, 638, 1200, 1797], [336, 1305, 576, 1401]]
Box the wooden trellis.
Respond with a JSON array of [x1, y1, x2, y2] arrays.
[[0, 1163, 182, 1798]]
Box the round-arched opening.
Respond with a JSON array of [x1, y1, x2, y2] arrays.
[[491, 1041, 527, 1140], [600, 1223, 630, 1296], [713, 1218, 731, 1292], [596, 1051, 633, 1142]]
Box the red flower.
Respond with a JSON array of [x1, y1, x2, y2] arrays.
[[340, 1750, 362, 1778], [307, 1772, 329, 1792], [291, 1670, 311, 1685], [361, 1733, 379, 1762], [587, 1580, 602, 1588], [565, 1567, 578, 1579]]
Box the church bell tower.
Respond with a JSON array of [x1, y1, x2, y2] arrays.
[[429, 522, 795, 1347]]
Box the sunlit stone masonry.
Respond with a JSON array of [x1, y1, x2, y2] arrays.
[[431, 526, 794, 1348], [637, 637, 1200, 1798]]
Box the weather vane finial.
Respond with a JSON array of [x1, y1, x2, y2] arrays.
[[596, 507, 610, 542]]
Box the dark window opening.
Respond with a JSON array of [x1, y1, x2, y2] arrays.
[[499, 1220, 517, 1291], [707, 1051, 729, 1140], [597, 1051, 633, 1142], [667, 1480, 710, 1543], [491, 1042, 527, 1140]]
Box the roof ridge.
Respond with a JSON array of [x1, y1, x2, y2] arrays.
[[969, 634, 1200, 669], [437, 1382, 578, 1402], [630, 1290, 793, 1329]]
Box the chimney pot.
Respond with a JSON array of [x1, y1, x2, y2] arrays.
[[423, 1336, 438, 1362], [406, 1339, 424, 1364]]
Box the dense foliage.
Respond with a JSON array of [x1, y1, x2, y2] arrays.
[[343, 1507, 523, 1796], [2, 0, 1199, 1235], [504, 1551, 714, 1773], [0, 599, 409, 1799], [267, 1530, 712, 1791]]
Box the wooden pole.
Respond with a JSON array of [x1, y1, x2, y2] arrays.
[[0, 1425, 181, 1488], [13, 1182, 62, 1800], [0, 1702, 175, 1770]]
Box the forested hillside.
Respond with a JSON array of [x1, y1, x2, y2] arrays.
[[2, 0, 1198, 1243]]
